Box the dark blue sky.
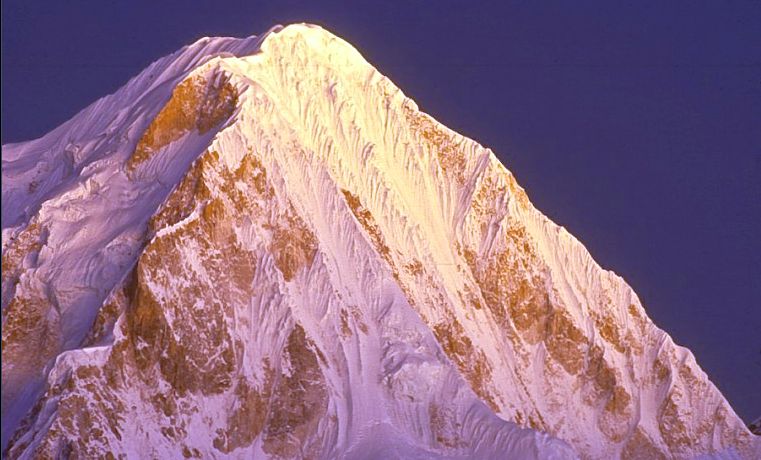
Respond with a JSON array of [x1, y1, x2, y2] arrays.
[[2, 1, 759, 422]]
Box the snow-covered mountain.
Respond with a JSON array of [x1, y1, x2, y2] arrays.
[[2, 24, 758, 459]]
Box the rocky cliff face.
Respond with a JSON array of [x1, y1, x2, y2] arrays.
[[2, 24, 758, 459]]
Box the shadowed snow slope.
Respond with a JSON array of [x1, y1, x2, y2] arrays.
[[2, 24, 758, 459]]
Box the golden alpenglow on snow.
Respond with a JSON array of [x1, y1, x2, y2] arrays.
[[2, 24, 759, 459]]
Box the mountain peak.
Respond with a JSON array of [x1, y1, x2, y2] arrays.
[[2, 24, 759, 459]]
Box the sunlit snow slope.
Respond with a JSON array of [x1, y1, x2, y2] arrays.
[[2, 24, 758, 460]]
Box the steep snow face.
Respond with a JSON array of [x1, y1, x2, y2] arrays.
[[1, 24, 758, 459]]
